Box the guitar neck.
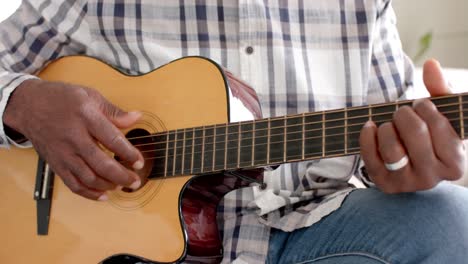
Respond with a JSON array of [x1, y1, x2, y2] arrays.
[[145, 93, 468, 178]]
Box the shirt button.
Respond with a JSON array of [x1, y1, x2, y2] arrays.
[[245, 46, 254, 54]]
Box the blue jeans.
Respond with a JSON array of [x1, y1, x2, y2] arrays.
[[267, 182, 468, 264]]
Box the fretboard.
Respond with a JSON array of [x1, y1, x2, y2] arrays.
[[139, 93, 468, 178]]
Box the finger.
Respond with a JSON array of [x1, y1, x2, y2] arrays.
[[360, 121, 387, 185], [423, 59, 451, 96], [377, 122, 408, 166], [413, 99, 465, 179], [96, 92, 142, 128], [59, 169, 106, 201], [82, 108, 144, 170], [66, 156, 117, 191], [77, 138, 141, 189], [393, 106, 437, 171], [112, 111, 142, 129]]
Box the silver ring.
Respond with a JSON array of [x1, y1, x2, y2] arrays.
[[384, 155, 409, 171]]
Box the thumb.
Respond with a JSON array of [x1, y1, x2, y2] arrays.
[[111, 110, 142, 128], [100, 99, 142, 128], [423, 59, 452, 97]]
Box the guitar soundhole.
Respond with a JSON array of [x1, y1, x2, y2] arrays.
[[119, 128, 155, 193]]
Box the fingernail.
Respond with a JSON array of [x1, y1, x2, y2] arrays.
[[129, 111, 142, 119], [364, 120, 374, 127], [132, 160, 144, 170], [129, 179, 141, 190], [98, 194, 108, 201], [412, 98, 424, 108]]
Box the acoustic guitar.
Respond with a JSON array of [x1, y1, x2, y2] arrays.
[[0, 56, 466, 263]]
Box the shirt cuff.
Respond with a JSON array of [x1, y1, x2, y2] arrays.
[[0, 71, 38, 149], [355, 158, 376, 188]]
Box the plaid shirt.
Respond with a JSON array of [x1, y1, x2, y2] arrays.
[[0, 0, 413, 263]]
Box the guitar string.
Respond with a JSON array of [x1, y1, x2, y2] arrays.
[[136, 119, 464, 177], [122, 91, 464, 143], [144, 118, 464, 178], [131, 108, 465, 151], [127, 101, 465, 148], [139, 118, 463, 162], [130, 108, 464, 152], [128, 96, 468, 178], [124, 99, 466, 143]]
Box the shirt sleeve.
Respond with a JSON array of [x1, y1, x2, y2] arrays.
[[355, 0, 415, 186], [0, 0, 89, 148]]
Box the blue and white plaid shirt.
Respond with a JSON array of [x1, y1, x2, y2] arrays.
[[0, 0, 413, 263]]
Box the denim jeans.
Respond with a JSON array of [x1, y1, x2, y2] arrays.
[[267, 182, 468, 264]]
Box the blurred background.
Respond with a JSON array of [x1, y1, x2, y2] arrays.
[[393, 0, 468, 68]]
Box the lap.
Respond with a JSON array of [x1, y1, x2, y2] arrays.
[[268, 182, 468, 264]]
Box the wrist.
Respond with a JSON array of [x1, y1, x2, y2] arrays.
[[3, 79, 42, 134]]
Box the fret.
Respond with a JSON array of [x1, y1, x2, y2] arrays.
[[304, 113, 323, 159], [183, 129, 194, 175], [226, 123, 239, 170], [286, 115, 303, 161], [150, 133, 167, 178], [251, 120, 256, 167], [201, 127, 206, 173], [283, 117, 287, 162], [166, 131, 175, 176], [321, 112, 325, 157], [164, 131, 170, 177], [324, 110, 345, 156], [172, 130, 178, 176], [267, 119, 271, 164], [202, 126, 215, 172], [190, 128, 195, 174], [434, 96, 461, 137], [181, 128, 186, 174], [344, 108, 348, 154], [192, 127, 204, 174], [239, 122, 253, 168], [301, 113, 305, 160], [347, 107, 368, 153], [269, 118, 285, 164], [214, 125, 227, 171], [253, 119, 268, 166], [460, 95, 465, 139], [224, 123, 228, 170], [212, 125, 217, 171], [463, 95, 468, 138], [173, 129, 185, 176], [368, 105, 372, 121], [371, 104, 394, 126]]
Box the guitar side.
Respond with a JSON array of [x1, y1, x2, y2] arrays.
[[0, 56, 231, 263]]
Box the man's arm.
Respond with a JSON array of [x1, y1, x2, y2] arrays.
[[0, 1, 144, 200], [0, 0, 89, 146]]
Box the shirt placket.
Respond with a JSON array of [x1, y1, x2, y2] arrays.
[[238, 0, 263, 90]]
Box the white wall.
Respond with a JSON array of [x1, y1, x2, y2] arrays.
[[0, 0, 20, 22], [393, 0, 468, 68]]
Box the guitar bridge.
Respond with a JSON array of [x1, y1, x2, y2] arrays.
[[34, 157, 55, 235]]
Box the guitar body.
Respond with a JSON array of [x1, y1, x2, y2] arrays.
[[0, 56, 260, 263]]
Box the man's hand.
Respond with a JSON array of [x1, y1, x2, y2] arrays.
[[3, 79, 144, 200], [360, 59, 466, 193]]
